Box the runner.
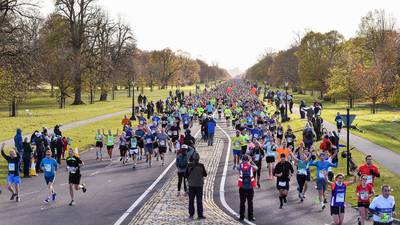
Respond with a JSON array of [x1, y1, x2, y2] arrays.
[[1, 143, 21, 202], [309, 151, 338, 210], [292, 151, 310, 202], [274, 153, 294, 209], [231, 130, 243, 170], [369, 184, 396, 225], [95, 129, 104, 160], [249, 141, 264, 188], [224, 106, 232, 127], [264, 138, 277, 180], [324, 171, 357, 225], [356, 174, 375, 225], [334, 112, 343, 134], [144, 130, 155, 167], [103, 129, 118, 161], [358, 155, 380, 187], [40, 149, 58, 203], [129, 132, 138, 169], [156, 128, 170, 166], [66, 148, 87, 206], [118, 131, 129, 165]]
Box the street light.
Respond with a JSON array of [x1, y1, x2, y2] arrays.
[[131, 81, 136, 120], [284, 81, 289, 122]]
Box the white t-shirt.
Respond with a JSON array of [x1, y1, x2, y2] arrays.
[[369, 195, 395, 223]]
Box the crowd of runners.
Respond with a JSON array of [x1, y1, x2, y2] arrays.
[[0, 79, 396, 225]]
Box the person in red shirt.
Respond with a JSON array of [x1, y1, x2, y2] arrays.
[[356, 174, 375, 225], [358, 155, 380, 187], [319, 135, 332, 152]]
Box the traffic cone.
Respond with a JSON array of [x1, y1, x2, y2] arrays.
[[30, 158, 37, 176]]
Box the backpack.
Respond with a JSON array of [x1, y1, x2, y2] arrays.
[[241, 165, 253, 190], [176, 154, 188, 169]]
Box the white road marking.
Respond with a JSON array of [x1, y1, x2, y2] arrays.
[[90, 171, 100, 176], [217, 123, 256, 225], [113, 128, 201, 225]]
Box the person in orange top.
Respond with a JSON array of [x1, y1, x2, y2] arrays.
[[357, 155, 380, 187], [121, 115, 131, 127], [276, 142, 294, 162]]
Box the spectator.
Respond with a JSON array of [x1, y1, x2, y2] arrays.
[[186, 152, 207, 220], [207, 116, 216, 146]]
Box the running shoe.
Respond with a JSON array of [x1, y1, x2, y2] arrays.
[[43, 198, 50, 204], [82, 184, 87, 193], [52, 192, 57, 201], [69, 200, 75, 206], [10, 193, 16, 201]]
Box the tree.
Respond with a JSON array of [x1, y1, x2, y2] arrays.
[[38, 13, 73, 108], [55, 0, 99, 105], [150, 48, 182, 88], [358, 9, 399, 101], [270, 47, 299, 87], [296, 31, 344, 98], [327, 38, 364, 108], [357, 65, 383, 114]]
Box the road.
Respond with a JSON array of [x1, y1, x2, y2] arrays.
[[214, 119, 363, 225]]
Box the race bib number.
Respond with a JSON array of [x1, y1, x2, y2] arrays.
[[173, 131, 178, 136], [167, 131, 172, 136], [44, 164, 52, 172], [68, 166, 77, 174], [254, 134, 258, 138], [278, 181, 286, 187], [146, 138, 152, 144], [336, 192, 345, 203], [298, 169, 307, 175], [234, 141, 241, 147], [159, 140, 166, 146], [278, 131, 282, 135], [318, 170, 325, 178], [129, 149, 138, 155], [255, 154, 260, 161], [287, 137, 292, 143], [139, 120, 144, 125], [367, 175, 373, 184], [360, 191, 369, 200], [337, 119, 342, 123], [8, 163, 15, 172], [131, 141, 137, 148]]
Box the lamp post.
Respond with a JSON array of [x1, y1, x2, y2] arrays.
[[131, 81, 136, 120], [284, 81, 289, 122], [346, 107, 350, 175]]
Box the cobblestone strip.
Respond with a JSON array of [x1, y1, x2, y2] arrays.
[[129, 130, 239, 225]]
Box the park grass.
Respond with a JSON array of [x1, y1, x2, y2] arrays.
[[292, 92, 400, 154], [0, 84, 205, 185], [0, 85, 202, 142], [282, 105, 399, 218]]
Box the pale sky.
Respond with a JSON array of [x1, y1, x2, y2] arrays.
[[39, 0, 400, 75]]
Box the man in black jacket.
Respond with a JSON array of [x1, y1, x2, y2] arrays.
[[186, 152, 207, 220]]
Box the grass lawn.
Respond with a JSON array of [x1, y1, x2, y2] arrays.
[[0, 84, 205, 185], [290, 91, 400, 154], [282, 103, 399, 218], [0, 85, 202, 142]]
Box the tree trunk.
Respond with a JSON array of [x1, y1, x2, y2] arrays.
[[128, 84, 131, 97], [320, 91, 323, 99], [100, 89, 108, 101], [311, 90, 314, 96], [348, 98, 353, 109], [371, 97, 377, 114], [10, 98, 17, 117], [150, 80, 153, 92], [141, 86, 144, 94], [136, 86, 139, 91], [112, 86, 116, 100], [72, 48, 83, 105], [50, 82, 54, 97], [90, 88, 94, 104]]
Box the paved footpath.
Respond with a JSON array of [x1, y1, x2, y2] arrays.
[[129, 132, 239, 225]]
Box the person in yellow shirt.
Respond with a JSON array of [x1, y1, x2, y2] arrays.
[[231, 130, 242, 170]]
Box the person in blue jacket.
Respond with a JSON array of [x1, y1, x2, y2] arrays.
[[14, 128, 23, 155], [207, 116, 217, 146]]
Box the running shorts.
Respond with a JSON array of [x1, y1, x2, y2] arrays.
[[233, 149, 241, 156], [45, 175, 55, 185], [69, 173, 81, 185], [330, 206, 345, 215], [266, 156, 275, 163], [276, 180, 289, 190], [106, 145, 114, 150], [96, 141, 103, 148], [158, 147, 167, 154], [7, 174, 21, 185]]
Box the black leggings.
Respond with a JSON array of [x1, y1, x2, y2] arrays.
[[296, 174, 307, 193], [177, 172, 187, 192]]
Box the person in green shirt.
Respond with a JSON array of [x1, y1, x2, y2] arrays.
[[224, 107, 232, 127], [231, 130, 242, 170], [95, 129, 104, 161], [240, 131, 249, 155], [102, 129, 118, 161]]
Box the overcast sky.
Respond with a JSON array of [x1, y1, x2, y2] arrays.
[[39, 0, 400, 74]]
